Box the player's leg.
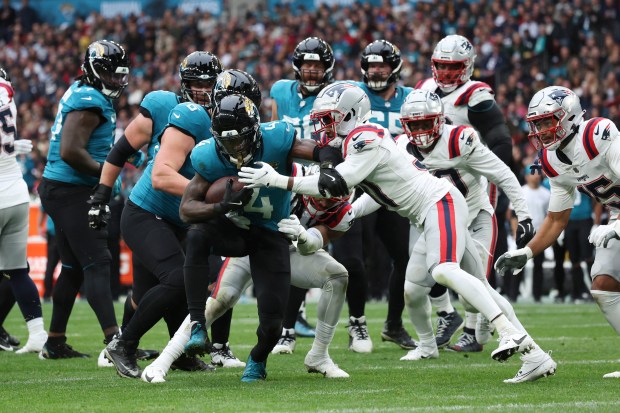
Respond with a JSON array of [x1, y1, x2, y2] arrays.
[[272, 285, 305, 354], [0, 278, 19, 350]]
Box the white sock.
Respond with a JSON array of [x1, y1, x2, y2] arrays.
[[15, 317, 47, 354], [404, 281, 435, 346], [465, 312, 477, 330], [491, 314, 518, 336], [591, 290, 620, 334], [309, 321, 335, 357], [429, 291, 455, 314], [149, 315, 191, 372]]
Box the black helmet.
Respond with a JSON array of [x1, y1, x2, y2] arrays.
[[211, 94, 262, 168], [81, 40, 130, 99], [212, 69, 261, 108], [292, 37, 335, 95], [0, 67, 10, 82], [360, 40, 402, 91], [179, 51, 223, 108]]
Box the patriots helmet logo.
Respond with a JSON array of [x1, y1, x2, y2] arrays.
[[547, 89, 571, 105]]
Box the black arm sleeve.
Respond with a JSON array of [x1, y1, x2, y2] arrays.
[[467, 101, 513, 167], [106, 134, 139, 167]]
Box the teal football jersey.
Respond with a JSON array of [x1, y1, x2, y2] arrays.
[[354, 81, 413, 137], [191, 121, 296, 231], [44, 81, 116, 186], [270, 79, 317, 141], [130, 102, 211, 227], [139, 90, 181, 162]]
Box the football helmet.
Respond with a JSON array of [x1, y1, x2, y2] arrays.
[[212, 69, 261, 108], [180, 51, 223, 108], [81, 40, 129, 99], [0, 67, 10, 82], [431, 35, 476, 93], [526, 86, 585, 151], [400, 89, 445, 149], [211, 94, 262, 168], [302, 194, 350, 224], [310, 82, 371, 148], [292, 37, 335, 95], [360, 40, 402, 91]]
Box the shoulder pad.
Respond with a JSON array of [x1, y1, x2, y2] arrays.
[[582, 117, 617, 160], [447, 125, 477, 159], [539, 149, 559, 178], [0, 81, 14, 104], [343, 124, 385, 157], [66, 85, 108, 110], [414, 78, 436, 91], [454, 82, 493, 106], [168, 102, 210, 140]]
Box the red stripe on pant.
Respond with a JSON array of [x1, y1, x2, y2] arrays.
[[486, 214, 498, 279], [437, 193, 457, 263], [211, 257, 230, 299], [488, 183, 498, 208]]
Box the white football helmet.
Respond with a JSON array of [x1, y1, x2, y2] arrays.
[[526, 86, 585, 151], [400, 89, 445, 149], [431, 35, 476, 93], [310, 82, 371, 148]]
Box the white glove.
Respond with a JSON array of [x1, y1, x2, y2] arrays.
[[238, 162, 288, 189], [226, 213, 251, 230], [277, 214, 307, 242], [494, 247, 533, 276], [588, 221, 620, 248], [14, 139, 33, 155]]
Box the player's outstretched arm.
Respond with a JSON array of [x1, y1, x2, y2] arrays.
[[60, 110, 104, 177]]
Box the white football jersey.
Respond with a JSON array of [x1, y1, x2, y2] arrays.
[[540, 117, 620, 220], [415, 78, 495, 127], [0, 78, 28, 209], [395, 125, 529, 226]]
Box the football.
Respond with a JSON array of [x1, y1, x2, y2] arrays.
[[205, 176, 246, 204]]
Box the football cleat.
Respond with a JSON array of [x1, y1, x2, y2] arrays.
[[475, 314, 495, 345], [171, 353, 215, 372], [603, 371, 620, 378], [39, 341, 90, 359], [0, 331, 14, 352], [272, 329, 296, 354], [381, 323, 417, 350], [184, 322, 211, 357], [491, 331, 534, 362], [240, 355, 267, 383], [446, 330, 483, 353], [104, 338, 141, 378], [15, 330, 47, 354], [304, 352, 349, 378], [98, 349, 114, 367], [141, 365, 167, 383], [210, 342, 246, 368], [504, 352, 557, 383], [295, 312, 316, 338], [347, 316, 373, 353], [0, 326, 20, 348], [435, 310, 463, 348], [136, 348, 160, 361], [400, 346, 439, 361]]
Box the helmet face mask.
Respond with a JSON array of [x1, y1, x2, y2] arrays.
[[0, 67, 10, 83], [82, 40, 130, 99], [180, 51, 223, 108], [302, 194, 349, 223], [292, 37, 335, 95], [400, 89, 444, 149], [361, 40, 402, 92], [298, 61, 326, 93], [431, 35, 476, 92], [184, 79, 216, 108]]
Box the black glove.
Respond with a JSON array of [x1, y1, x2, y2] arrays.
[[516, 218, 535, 248], [88, 184, 112, 230], [318, 162, 349, 198], [313, 145, 344, 166], [214, 179, 254, 214]]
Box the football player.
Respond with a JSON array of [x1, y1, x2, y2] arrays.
[[239, 83, 537, 377], [395, 90, 556, 383], [496, 86, 620, 379], [142, 164, 352, 383], [416, 35, 519, 350], [0, 66, 47, 353], [39, 40, 129, 359]]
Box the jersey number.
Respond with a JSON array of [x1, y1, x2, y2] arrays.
[[245, 190, 273, 219], [0, 106, 15, 154], [578, 176, 620, 210], [433, 168, 469, 196]]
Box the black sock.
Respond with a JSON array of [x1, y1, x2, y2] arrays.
[[82, 264, 117, 331], [184, 231, 212, 325], [283, 287, 306, 329], [386, 266, 406, 329], [211, 308, 233, 344], [0, 277, 16, 325], [429, 283, 448, 299], [121, 292, 135, 332], [49, 266, 82, 333], [4, 268, 42, 321]]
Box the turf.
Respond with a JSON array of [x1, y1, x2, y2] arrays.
[[1, 301, 619, 413]]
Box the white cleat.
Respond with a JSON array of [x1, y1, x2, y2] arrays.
[[491, 332, 534, 363], [141, 365, 167, 383], [603, 371, 620, 378], [210, 342, 246, 368], [347, 316, 373, 353], [15, 331, 47, 354], [504, 352, 557, 383], [97, 349, 114, 367], [304, 353, 349, 378], [400, 346, 439, 361], [271, 330, 296, 355], [475, 314, 495, 345]]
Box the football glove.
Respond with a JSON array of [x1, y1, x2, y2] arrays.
[[238, 162, 288, 189], [14, 139, 33, 155], [494, 247, 533, 276], [214, 179, 253, 214], [88, 184, 113, 230], [318, 162, 348, 198], [277, 214, 307, 242], [516, 218, 535, 248], [588, 221, 620, 248]]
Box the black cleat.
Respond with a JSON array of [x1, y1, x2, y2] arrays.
[[435, 310, 464, 348], [1, 326, 20, 347], [0, 329, 14, 351], [39, 341, 90, 359], [136, 348, 160, 361], [104, 338, 141, 378], [171, 353, 216, 372], [381, 324, 417, 350], [446, 330, 483, 353]]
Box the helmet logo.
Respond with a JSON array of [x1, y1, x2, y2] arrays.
[[548, 90, 570, 105], [180, 58, 188, 69], [243, 96, 254, 116], [222, 72, 232, 88], [461, 41, 472, 52], [91, 43, 105, 58]]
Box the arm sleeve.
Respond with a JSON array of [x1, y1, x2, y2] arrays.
[[351, 192, 381, 218], [468, 102, 513, 166], [548, 179, 577, 213]]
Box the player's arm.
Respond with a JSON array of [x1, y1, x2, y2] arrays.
[[59, 110, 104, 176], [151, 126, 195, 196], [100, 113, 152, 187], [351, 192, 381, 218], [288, 136, 344, 165], [179, 172, 217, 223], [467, 100, 512, 167], [277, 219, 347, 255]]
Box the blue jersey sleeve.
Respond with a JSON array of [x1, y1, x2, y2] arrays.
[[62, 84, 110, 114], [261, 120, 296, 159], [166, 102, 211, 144], [189, 139, 226, 183], [269, 80, 294, 107], [140, 90, 176, 119]]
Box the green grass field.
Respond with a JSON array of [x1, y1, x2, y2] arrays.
[[1, 301, 619, 413]]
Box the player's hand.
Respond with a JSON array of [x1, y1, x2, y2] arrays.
[[588, 221, 620, 248], [239, 162, 288, 189], [87, 184, 113, 230], [14, 139, 33, 155], [226, 212, 251, 230], [318, 163, 348, 198], [515, 218, 535, 248], [216, 179, 253, 214], [277, 214, 307, 242], [494, 247, 533, 276], [127, 150, 146, 168]]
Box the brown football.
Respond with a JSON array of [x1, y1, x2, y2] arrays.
[[205, 176, 247, 203]]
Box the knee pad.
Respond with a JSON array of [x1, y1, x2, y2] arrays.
[[323, 273, 348, 295], [404, 280, 429, 306], [431, 262, 461, 286], [212, 284, 242, 309]]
